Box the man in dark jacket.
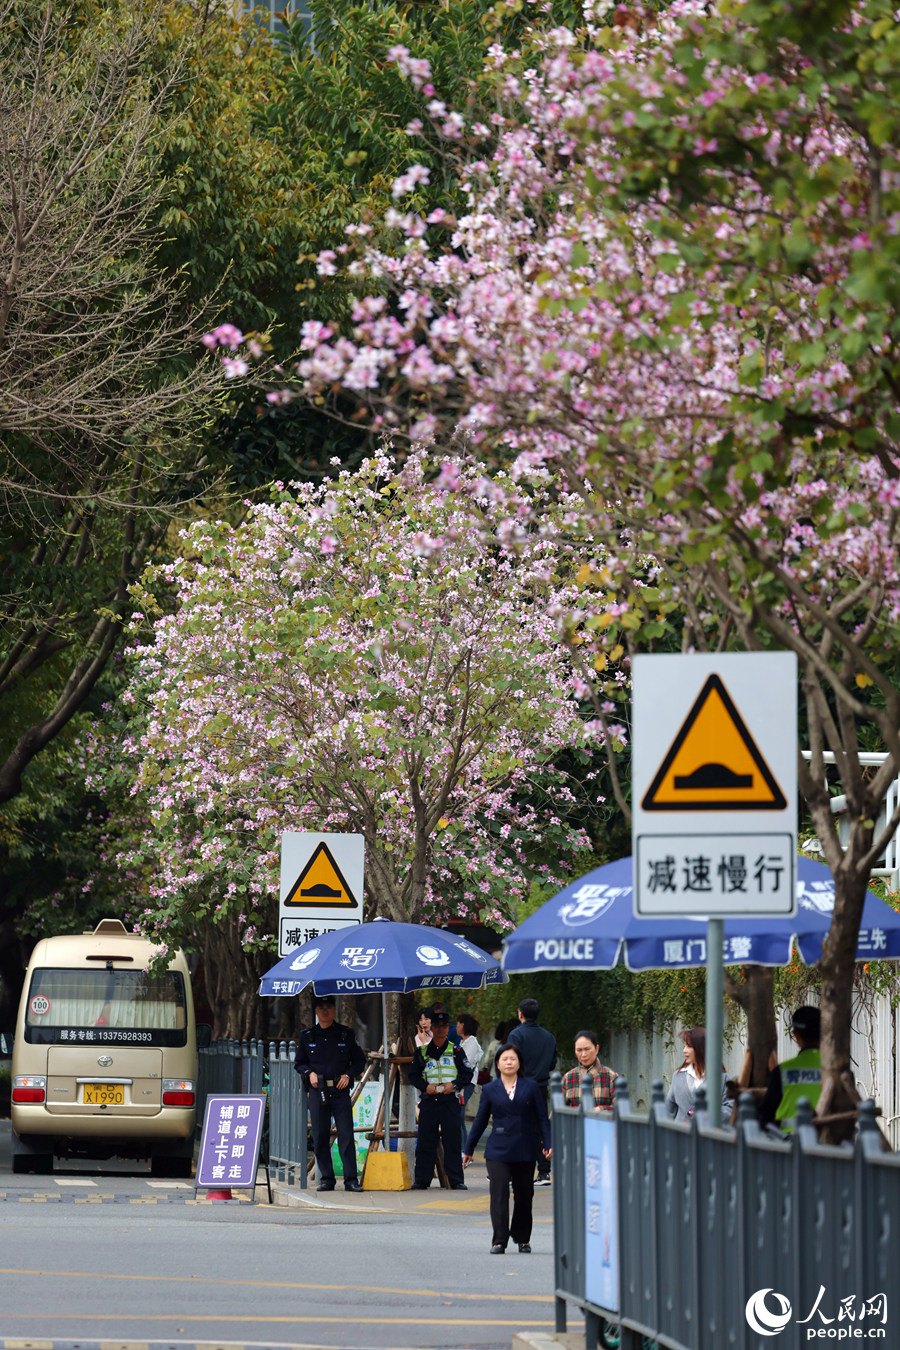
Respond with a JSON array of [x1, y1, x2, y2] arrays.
[[408, 1010, 473, 1189], [294, 995, 367, 1191], [508, 998, 557, 1184]]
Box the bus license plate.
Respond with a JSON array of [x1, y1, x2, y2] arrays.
[[83, 1083, 125, 1105]]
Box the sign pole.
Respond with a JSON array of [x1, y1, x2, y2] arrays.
[[705, 918, 723, 1129], [382, 989, 390, 1151], [632, 654, 798, 1132]]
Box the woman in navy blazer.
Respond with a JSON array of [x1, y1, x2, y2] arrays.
[[463, 1042, 552, 1253]]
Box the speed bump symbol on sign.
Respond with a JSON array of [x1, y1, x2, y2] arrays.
[[283, 841, 359, 908], [642, 673, 787, 812]]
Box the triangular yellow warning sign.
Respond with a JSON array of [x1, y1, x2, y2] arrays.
[[283, 842, 359, 908], [642, 674, 786, 811]]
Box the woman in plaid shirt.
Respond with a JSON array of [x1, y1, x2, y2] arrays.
[[561, 1031, 617, 1110]]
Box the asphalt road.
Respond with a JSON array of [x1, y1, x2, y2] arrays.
[[0, 1121, 571, 1350]]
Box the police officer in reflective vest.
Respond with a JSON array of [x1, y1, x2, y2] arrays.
[[758, 1005, 822, 1132], [409, 1009, 473, 1189], [294, 995, 367, 1191]]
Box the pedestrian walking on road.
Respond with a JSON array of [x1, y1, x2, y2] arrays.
[[561, 1031, 617, 1110], [293, 995, 366, 1192], [463, 1042, 551, 1254], [409, 1010, 473, 1189], [508, 998, 557, 1185]]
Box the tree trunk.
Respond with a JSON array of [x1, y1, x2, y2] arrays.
[[803, 731, 878, 1144], [338, 994, 357, 1034], [817, 863, 870, 1142], [0, 919, 35, 1031], [198, 922, 271, 1039], [724, 964, 777, 1087]]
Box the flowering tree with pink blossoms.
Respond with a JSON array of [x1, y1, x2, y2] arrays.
[[208, 0, 900, 1122], [121, 451, 602, 1032]]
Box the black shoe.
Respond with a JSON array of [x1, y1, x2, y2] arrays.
[[490, 1244, 506, 1254], [534, 1174, 552, 1187], [344, 1179, 363, 1192], [451, 1183, 468, 1190], [518, 1243, 532, 1253], [411, 1181, 430, 1189], [316, 1179, 336, 1191]]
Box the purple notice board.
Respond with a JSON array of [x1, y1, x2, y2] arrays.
[[195, 1094, 266, 1191]]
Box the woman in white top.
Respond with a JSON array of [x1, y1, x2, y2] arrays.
[[414, 1010, 432, 1048], [665, 1027, 730, 1122], [412, 1011, 433, 1106], [456, 1013, 481, 1130]]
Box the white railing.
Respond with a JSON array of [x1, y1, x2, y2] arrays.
[[607, 991, 900, 1149], [801, 749, 900, 890]]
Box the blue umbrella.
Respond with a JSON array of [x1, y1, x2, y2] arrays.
[[259, 919, 506, 997], [501, 856, 900, 973], [259, 918, 507, 1150], [260, 920, 505, 1157]]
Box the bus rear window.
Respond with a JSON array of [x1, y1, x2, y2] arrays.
[[24, 968, 188, 1046]]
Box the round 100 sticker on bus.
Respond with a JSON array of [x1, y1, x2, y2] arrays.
[[29, 995, 50, 1016]]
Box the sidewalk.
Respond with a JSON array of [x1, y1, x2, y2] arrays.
[[269, 1153, 502, 1214]]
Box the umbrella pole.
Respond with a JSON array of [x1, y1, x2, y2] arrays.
[[382, 990, 390, 1150], [706, 918, 724, 1129]]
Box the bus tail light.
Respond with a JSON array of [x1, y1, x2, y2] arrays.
[[13, 1075, 46, 1103], [162, 1079, 195, 1106]]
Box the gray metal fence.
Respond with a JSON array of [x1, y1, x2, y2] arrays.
[[267, 1040, 308, 1188], [552, 1082, 590, 1338], [197, 1038, 308, 1188], [197, 1037, 266, 1128], [551, 1072, 899, 1350]]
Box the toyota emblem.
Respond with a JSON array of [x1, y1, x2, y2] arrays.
[[97, 1055, 113, 1067]]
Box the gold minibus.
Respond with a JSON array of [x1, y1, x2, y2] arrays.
[[11, 918, 197, 1175]]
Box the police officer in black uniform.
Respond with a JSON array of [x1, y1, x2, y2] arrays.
[[294, 995, 367, 1191], [408, 1009, 473, 1189]]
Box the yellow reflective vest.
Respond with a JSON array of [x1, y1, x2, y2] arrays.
[[775, 1048, 822, 1128], [422, 1042, 459, 1087]]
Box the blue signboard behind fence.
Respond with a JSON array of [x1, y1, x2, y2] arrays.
[[196, 1094, 266, 1192], [584, 1114, 618, 1315]]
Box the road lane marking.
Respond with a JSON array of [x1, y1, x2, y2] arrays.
[[0, 1268, 552, 1303], [52, 1179, 96, 1187]]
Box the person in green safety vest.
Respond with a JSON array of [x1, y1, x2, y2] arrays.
[[757, 1006, 822, 1133], [409, 1010, 473, 1189]]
